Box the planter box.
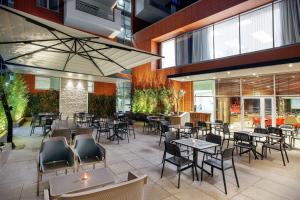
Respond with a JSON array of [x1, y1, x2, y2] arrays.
[[0, 142, 11, 169], [13, 117, 25, 128]]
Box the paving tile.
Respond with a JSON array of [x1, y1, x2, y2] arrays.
[[1, 126, 300, 200]]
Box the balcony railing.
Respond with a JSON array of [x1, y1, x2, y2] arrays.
[[76, 0, 114, 22]]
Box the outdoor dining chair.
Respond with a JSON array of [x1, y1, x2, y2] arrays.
[[201, 147, 239, 194], [253, 127, 269, 145], [96, 121, 110, 141], [200, 134, 222, 159], [73, 134, 106, 171], [234, 132, 257, 164], [161, 141, 196, 188], [30, 114, 42, 136], [262, 129, 289, 166], [37, 137, 75, 195], [197, 121, 209, 138], [222, 123, 234, 148], [159, 122, 169, 146]]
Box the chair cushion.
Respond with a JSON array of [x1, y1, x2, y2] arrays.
[[203, 158, 232, 170], [235, 142, 255, 149], [75, 139, 101, 160], [165, 156, 193, 167], [41, 140, 69, 163]]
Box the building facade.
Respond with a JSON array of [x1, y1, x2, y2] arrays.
[[132, 0, 300, 130]]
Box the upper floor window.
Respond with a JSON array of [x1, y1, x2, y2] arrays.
[[161, 38, 176, 68], [35, 76, 60, 90], [37, 0, 59, 12], [0, 0, 14, 7]]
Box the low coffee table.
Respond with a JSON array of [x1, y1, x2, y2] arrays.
[[49, 168, 115, 198]]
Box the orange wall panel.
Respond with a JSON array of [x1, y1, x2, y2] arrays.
[[94, 82, 116, 96]]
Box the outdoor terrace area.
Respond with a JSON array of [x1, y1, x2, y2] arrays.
[[1, 117, 300, 200]]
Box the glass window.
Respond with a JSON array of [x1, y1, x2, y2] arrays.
[[176, 33, 192, 66], [37, 0, 59, 11], [276, 73, 300, 95], [241, 75, 274, 96], [194, 80, 215, 121], [216, 78, 240, 96], [192, 25, 214, 62], [49, 0, 59, 11], [214, 17, 239, 58], [240, 5, 273, 53], [161, 38, 176, 68], [88, 81, 94, 93], [35, 76, 60, 90], [35, 76, 51, 90], [274, 0, 300, 47]]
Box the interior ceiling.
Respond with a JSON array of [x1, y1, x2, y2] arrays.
[[0, 5, 161, 80], [170, 62, 300, 82]]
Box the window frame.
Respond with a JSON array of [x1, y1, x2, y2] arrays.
[[36, 0, 59, 12]]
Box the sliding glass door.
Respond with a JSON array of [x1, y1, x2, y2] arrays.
[[242, 97, 275, 130]]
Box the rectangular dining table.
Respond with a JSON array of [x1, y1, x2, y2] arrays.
[[235, 131, 268, 158], [49, 168, 115, 198], [173, 138, 219, 180]]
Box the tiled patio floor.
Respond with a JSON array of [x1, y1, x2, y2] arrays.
[[1, 122, 300, 200]]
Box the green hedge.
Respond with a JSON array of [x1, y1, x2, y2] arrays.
[[0, 74, 29, 131], [25, 90, 59, 116], [132, 88, 173, 114], [88, 94, 116, 117]]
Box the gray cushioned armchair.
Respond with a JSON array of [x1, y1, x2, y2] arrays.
[[37, 137, 75, 196], [73, 134, 106, 171]]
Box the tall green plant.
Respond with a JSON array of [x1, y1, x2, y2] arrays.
[[25, 90, 59, 116], [6, 74, 29, 121], [132, 88, 174, 114]]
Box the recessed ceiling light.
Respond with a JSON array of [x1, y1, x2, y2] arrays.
[[212, 76, 216, 79], [252, 73, 256, 76], [227, 71, 231, 75], [181, 78, 185, 81], [292, 75, 295, 78], [289, 64, 293, 68], [266, 86, 271, 88], [186, 76, 190, 79]]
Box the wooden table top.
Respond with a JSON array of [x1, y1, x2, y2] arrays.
[[49, 168, 115, 197]]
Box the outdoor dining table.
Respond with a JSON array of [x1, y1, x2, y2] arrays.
[[168, 125, 192, 139], [49, 168, 115, 198], [236, 131, 268, 159], [107, 120, 124, 141], [173, 138, 219, 180]]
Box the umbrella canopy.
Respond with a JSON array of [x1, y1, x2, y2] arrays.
[[0, 5, 161, 77]]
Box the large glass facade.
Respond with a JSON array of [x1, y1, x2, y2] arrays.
[[194, 72, 300, 131], [161, 0, 300, 68]]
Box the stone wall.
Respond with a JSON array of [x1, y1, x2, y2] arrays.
[[59, 78, 88, 118]]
